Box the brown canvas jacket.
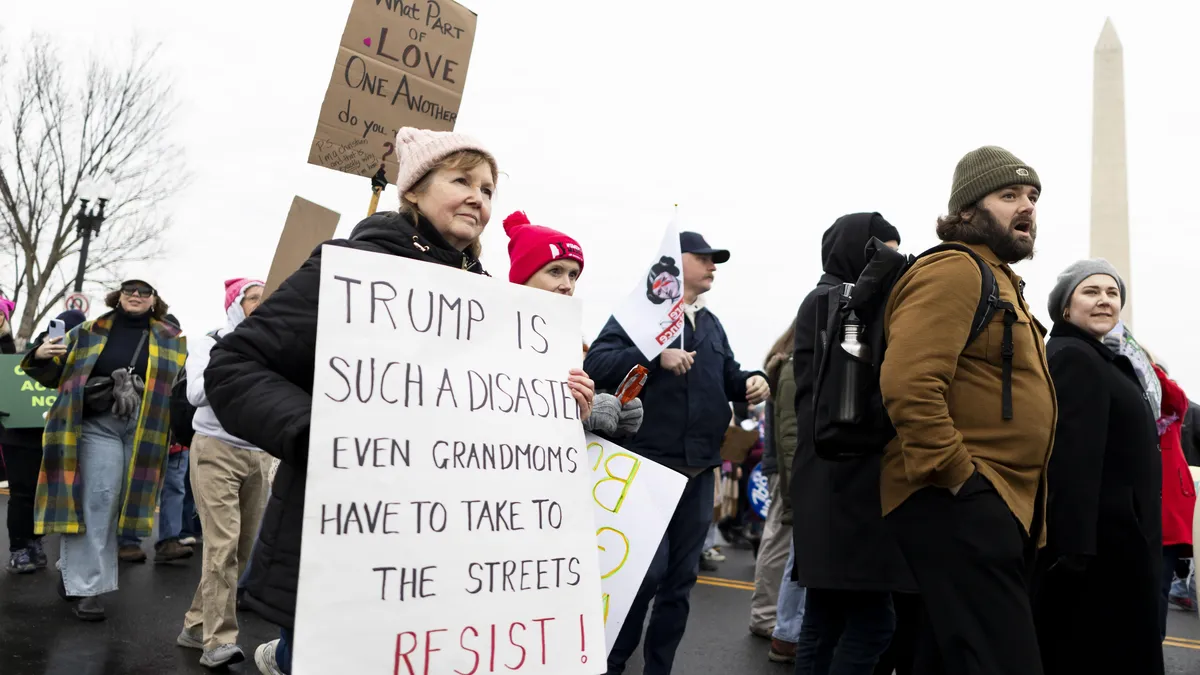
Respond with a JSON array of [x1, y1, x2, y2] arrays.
[[879, 242, 1057, 545]]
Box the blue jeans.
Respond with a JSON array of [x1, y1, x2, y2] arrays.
[[607, 469, 715, 675], [157, 450, 189, 543], [278, 627, 293, 674], [1171, 560, 1196, 602], [61, 414, 137, 596], [774, 546, 807, 643]]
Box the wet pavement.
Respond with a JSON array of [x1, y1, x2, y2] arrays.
[[2, 492, 1200, 674]]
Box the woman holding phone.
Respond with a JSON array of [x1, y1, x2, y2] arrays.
[[21, 279, 185, 621], [503, 211, 643, 439]]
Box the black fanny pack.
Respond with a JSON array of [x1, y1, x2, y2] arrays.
[[83, 330, 148, 415]]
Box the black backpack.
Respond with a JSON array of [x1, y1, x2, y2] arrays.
[[169, 330, 220, 448], [809, 240, 1017, 461]]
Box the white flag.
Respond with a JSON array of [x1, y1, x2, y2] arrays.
[[612, 220, 685, 361]]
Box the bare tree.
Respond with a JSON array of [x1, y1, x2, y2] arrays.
[[0, 34, 186, 344]]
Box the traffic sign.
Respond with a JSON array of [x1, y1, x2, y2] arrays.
[[64, 293, 90, 315]]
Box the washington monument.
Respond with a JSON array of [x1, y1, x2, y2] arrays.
[[1091, 18, 1132, 325]]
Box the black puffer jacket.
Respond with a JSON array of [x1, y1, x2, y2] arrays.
[[204, 212, 486, 629], [790, 213, 914, 592]]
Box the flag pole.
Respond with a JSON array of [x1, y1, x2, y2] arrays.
[[367, 166, 388, 216], [675, 203, 683, 354]]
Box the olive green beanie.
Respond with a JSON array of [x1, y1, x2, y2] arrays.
[[947, 146, 1041, 215]]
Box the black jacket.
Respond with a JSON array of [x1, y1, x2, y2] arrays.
[[1182, 402, 1200, 467], [584, 307, 760, 469], [204, 212, 486, 629], [1033, 320, 1163, 675], [790, 213, 914, 592]]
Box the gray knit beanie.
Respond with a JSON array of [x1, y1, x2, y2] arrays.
[[948, 146, 1041, 214], [1048, 258, 1125, 320]]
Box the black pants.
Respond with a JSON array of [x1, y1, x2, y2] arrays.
[[3, 442, 43, 551], [886, 473, 1042, 675], [873, 592, 921, 675], [794, 588, 895, 675]]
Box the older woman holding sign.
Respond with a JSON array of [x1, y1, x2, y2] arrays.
[[204, 129, 595, 675], [503, 210, 643, 439]]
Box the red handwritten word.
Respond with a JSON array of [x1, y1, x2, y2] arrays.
[[394, 617, 560, 674]]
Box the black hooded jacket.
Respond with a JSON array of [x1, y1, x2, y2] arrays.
[[204, 211, 485, 629], [790, 212, 915, 592]]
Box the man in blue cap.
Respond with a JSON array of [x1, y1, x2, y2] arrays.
[[585, 231, 769, 675]]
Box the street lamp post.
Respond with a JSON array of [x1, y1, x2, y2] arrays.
[[73, 173, 115, 293]]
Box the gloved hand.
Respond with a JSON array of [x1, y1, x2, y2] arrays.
[[111, 369, 145, 420], [583, 393, 621, 436], [616, 398, 643, 437]]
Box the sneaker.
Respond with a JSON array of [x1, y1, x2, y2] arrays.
[[703, 548, 726, 563], [177, 627, 205, 650], [118, 544, 147, 563], [74, 595, 105, 621], [699, 556, 718, 572], [255, 640, 284, 675], [27, 540, 47, 569], [179, 536, 198, 546], [768, 638, 797, 663], [749, 624, 773, 640], [200, 643, 245, 669], [155, 539, 195, 563], [1169, 594, 1195, 611], [7, 548, 35, 574]]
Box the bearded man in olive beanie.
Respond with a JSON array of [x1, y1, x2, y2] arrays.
[[878, 146, 1056, 675]]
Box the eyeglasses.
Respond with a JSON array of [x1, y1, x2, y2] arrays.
[[120, 286, 155, 298]]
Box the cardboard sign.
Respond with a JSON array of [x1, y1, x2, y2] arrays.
[[295, 245, 606, 674], [263, 197, 341, 301], [611, 220, 685, 362], [309, 0, 478, 179], [0, 355, 55, 428], [585, 433, 685, 654]]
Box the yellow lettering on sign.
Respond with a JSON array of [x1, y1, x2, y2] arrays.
[[602, 593, 610, 624], [12, 364, 22, 375], [597, 527, 630, 580], [31, 395, 46, 406], [593, 453, 641, 515], [20, 380, 33, 392]]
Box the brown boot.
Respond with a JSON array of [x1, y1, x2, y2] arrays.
[[154, 539, 194, 563], [118, 544, 147, 563], [768, 638, 796, 664]]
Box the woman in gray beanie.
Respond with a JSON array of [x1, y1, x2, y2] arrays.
[[1033, 259, 1163, 675]]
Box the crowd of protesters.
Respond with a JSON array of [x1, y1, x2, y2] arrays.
[[0, 132, 1196, 675]]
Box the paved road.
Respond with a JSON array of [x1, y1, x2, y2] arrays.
[[2, 493, 1199, 674]]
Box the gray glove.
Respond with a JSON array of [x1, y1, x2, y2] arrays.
[[111, 369, 145, 420], [584, 393, 622, 436], [616, 398, 643, 438]]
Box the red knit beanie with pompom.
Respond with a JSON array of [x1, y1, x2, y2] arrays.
[[503, 211, 585, 285]]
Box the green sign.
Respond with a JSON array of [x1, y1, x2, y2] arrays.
[[0, 354, 55, 428]]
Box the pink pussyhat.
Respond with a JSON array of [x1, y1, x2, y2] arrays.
[[224, 278, 264, 329], [0, 297, 14, 322]]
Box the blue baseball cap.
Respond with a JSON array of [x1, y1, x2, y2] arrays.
[[680, 231, 730, 264]]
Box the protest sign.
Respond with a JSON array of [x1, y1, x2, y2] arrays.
[[295, 245, 605, 674], [585, 433, 685, 653], [309, 0, 478, 179], [611, 220, 685, 361], [263, 197, 341, 301], [747, 462, 770, 519], [0, 355, 55, 428]]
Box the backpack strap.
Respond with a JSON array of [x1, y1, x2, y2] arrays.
[[917, 243, 1017, 421]]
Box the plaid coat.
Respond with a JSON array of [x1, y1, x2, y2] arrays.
[[21, 313, 186, 537]]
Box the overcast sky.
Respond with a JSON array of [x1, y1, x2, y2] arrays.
[[4, 1, 1199, 391]]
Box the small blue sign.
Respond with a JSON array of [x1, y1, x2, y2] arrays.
[[748, 462, 771, 519]]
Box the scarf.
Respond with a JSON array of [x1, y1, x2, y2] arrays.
[[1102, 320, 1161, 419]]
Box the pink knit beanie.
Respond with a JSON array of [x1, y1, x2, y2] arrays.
[[394, 127, 497, 197], [504, 211, 585, 285], [224, 278, 264, 311]]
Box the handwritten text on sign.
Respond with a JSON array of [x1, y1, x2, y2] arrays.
[[295, 246, 605, 675], [587, 434, 686, 653], [309, 0, 478, 179]]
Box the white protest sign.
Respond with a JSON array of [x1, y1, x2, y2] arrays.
[[611, 220, 685, 361], [586, 433, 686, 653], [295, 245, 606, 674]]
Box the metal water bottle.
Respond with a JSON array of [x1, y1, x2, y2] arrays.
[[834, 284, 869, 424]]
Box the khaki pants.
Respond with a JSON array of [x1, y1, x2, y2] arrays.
[[183, 434, 272, 649], [750, 476, 790, 634]]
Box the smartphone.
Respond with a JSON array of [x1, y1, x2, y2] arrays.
[[48, 319, 65, 341]]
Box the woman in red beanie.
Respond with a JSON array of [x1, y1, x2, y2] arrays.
[[504, 211, 642, 439]]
